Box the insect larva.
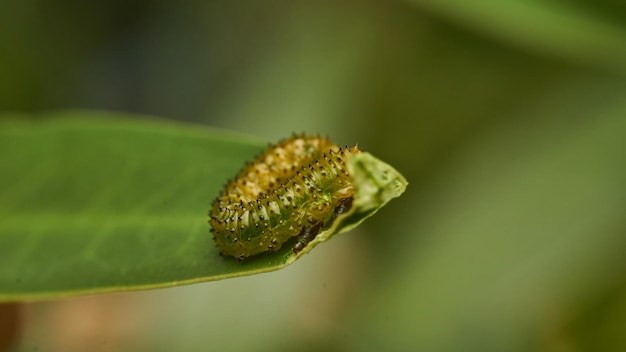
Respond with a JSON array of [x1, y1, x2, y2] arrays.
[[209, 135, 361, 260]]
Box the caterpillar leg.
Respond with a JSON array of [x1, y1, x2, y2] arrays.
[[292, 219, 322, 254]]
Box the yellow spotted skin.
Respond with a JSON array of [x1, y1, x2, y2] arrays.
[[209, 135, 361, 260]]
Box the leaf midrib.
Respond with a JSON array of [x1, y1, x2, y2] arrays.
[[0, 213, 204, 229]]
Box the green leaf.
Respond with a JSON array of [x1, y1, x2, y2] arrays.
[[0, 111, 407, 301], [405, 0, 626, 72]]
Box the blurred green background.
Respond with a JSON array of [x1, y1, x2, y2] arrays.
[[2, 0, 626, 351]]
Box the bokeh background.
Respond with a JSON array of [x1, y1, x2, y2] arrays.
[[2, 0, 626, 351]]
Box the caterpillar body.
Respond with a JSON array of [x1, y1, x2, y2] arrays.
[[209, 135, 361, 261]]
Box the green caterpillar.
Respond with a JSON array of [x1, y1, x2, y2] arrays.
[[209, 135, 361, 261]]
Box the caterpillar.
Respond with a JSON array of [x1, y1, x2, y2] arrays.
[[209, 135, 361, 261]]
